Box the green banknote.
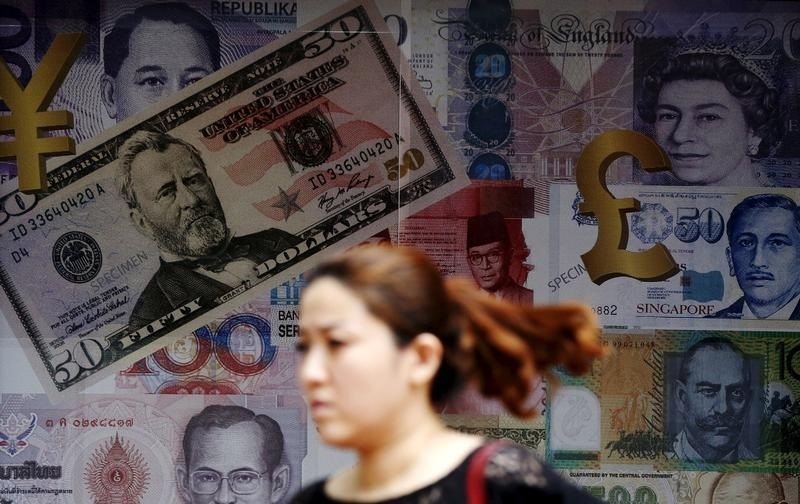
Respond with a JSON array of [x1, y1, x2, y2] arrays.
[[548, 331, 800, 472]]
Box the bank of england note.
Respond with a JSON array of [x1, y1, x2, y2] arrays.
[[548, 330, 800, 473], [0, 0, 469, 398], [435, 3, 800, 213], [0, 392, 306, 503], [562, 470, 800, 504], [549, 184, 800, 331], [629, 10, 800, 188], [0, 0, 297, 184], [114, 279, 302, 395]]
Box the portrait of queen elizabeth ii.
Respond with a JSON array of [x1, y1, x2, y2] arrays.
[[636, 37, 783, 187]]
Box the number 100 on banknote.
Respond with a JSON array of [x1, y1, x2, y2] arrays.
[[0, 0, 468, 397]]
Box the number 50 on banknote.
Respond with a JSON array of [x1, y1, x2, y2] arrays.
[[0, 0, 468, 398]]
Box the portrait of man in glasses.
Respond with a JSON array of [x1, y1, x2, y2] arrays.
[[465, 211, 532, 304], [177, 404, 290, 503]]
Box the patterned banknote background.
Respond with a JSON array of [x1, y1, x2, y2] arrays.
[[3, 0, 800, 502]]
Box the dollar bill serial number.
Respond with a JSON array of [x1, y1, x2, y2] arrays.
[[307, 134, 407, 190], [8, 183, 107, 242]]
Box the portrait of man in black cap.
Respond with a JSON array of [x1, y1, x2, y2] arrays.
[[465, 211, 532, 304]]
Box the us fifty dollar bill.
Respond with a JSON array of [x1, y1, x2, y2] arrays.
[[0, 0, 469, 398]]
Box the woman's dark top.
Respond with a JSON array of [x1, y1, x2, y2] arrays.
[[291, 442, 601, 503]]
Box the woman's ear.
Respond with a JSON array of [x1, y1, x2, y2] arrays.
[[405, 332, 444, 387]]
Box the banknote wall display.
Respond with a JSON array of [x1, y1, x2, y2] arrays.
[[3, 0, 800, 502], [0, 0, 469, 398]]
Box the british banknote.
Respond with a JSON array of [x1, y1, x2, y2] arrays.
[[0, 0, 469, 398], [548, 330, 800, 473], [548, 184, 800, 331], [437, 3, 800, 215], [0, 393, 306, 503], [0, 0, 296, 183]]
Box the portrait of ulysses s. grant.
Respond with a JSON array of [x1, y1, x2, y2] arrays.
[[115, 129, 301, 331]]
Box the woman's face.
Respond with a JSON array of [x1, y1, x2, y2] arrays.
[[298, 276, 415, 448], [654, 79, 760, 185]]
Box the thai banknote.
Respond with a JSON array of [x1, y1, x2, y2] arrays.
[[548, 330, 800, 473], [548, 184, 800, 331], [562, 470, 800, 504], [0, 392, 306, 503], [0, 0, 297, 183], [0, 0, 469, 398]]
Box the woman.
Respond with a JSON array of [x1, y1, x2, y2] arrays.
[[292, 244, 605, 503], [637, 52, 780, 186]]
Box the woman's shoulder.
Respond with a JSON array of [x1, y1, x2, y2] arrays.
[[481, 442, 602, 503]]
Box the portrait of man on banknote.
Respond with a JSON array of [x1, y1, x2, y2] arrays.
[[116, 129, 301, 330], [101, 2, 220, 122], [465, 211, 532, 304], [668, 337, 760, 463], [709, 194, 800, 320], [637, 45, 780, 187], [177, 404, 290, 504]]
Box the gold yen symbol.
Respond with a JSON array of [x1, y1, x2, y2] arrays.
[[0, 33, 86, 193]]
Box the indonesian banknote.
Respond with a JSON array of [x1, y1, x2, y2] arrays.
[[0, 0, 469, 398], [0, 393, 306, 503], [548, 330, 800, 473], [0, 0, 296, 178], [548, 184, 800, 332]]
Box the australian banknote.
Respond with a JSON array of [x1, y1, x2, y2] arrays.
[[548, 330, 800, 473], [562, 470, 800, 504], [0, 392, 306, 503], [0, 0, 469, 398], [548, 184, 800, 332]]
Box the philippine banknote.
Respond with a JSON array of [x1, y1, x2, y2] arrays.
[[562, 470, 800, 504], [0, 0, 469, 398], [548, 184, 800, 331], [0, 392, 306, 503], [0, 0, 296, 162], [548, 330, 800, 473], [114, 278, 302, 395]]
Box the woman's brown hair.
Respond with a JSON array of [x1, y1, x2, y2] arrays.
[[305, 244, 605, 418]]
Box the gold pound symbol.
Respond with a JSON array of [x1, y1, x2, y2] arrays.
[[0, 33, 86, 193], [576, 130, 679, 284]]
